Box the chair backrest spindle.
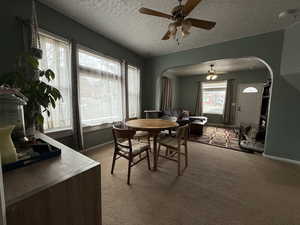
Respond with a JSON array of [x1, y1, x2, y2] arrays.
[[112, 125, 136, 150], [176, 124, 189, 145]]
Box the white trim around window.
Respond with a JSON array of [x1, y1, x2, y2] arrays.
[[78, 47, 124, 128], [201, 80, 228, 115], [39, 31, 73, 133]]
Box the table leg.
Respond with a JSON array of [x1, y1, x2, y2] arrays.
[[152, 134, 158, 171]]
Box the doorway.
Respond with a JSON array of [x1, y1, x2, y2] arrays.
[[236, 83, 264, 128]]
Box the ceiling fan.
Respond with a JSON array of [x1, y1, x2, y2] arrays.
[[139, 0, 216, 42]]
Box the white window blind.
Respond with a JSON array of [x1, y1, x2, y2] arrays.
[[202, 81, 227, 115], [128, 65, 140, 118], [39, 32, 72, 132], [78, 49, 123, 126]]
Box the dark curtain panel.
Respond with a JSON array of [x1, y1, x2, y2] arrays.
[[161, 77, 173, 111], [224, 79, 236, 124], [122, 60, 128, 121], [194, 82, 203, 115], [71, 39, 84, 150]]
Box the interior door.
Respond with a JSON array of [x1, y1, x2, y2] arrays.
[[236, 83, 264, 128]]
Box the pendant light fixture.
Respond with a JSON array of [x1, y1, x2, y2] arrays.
[[206, 64, 218, 80]]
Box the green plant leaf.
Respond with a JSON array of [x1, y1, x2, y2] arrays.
[[39, 71, 45, 77], [49, 96, 56, 108], [46, 69, 55, 80], [36, 113, 44, 125], [25, 54, 39, 69], [1, 51, 62, 126]]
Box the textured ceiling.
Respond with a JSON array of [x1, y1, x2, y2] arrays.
[[165, 57, 267, 76], [39, 0, 300, 57]]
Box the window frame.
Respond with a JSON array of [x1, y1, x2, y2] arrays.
[[77, 46, 124, 130], [39, 30, 73, 134], [37, 30, 142, 140], [127, 65, 141, 119], [201, 81, 228, 115], [242, 87, 258, 93]]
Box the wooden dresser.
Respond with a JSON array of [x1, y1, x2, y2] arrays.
[[3, 132, 101, 225]]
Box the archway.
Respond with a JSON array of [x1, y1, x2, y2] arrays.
[[157, 57, 274, 152]]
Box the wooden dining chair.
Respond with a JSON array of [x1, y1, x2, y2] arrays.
[[111, 124, 151, 185], [157, 124, 189, 176], [126, 118, 151, 150]]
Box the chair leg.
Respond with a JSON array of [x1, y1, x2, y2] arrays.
[[158, 143, 161, 158], [146, 149, 151, 170], [185, 144, 188, 168], [111, 149, 117, 174], [177, 147, 181, 176], [127, 156, 132, 185], [148, 136, 151, 152]]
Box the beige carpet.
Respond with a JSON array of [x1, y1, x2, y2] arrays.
[[86, 142, 300, 225]]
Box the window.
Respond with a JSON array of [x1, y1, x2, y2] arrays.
[[242, 87, 258, 93], [39, 32, 72, 132], [128, 65, 140, 118], [78, 48, 123, 127], [202, 81, 227, 115]]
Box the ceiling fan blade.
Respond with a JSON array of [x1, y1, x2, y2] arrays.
[[182, 0, 203, 16], [139, 7, 173, 20], [186, 18, 216, 30], [162, 31, 171, 40]]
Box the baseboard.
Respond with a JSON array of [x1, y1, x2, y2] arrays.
[[263, 153, 300, 166], [83, 141, 113, 152]]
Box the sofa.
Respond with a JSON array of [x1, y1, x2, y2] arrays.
[[159, 109, 191, 125], [159, 109, 208, 136]]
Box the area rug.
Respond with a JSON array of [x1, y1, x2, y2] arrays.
[[189, 126, 242, 151]]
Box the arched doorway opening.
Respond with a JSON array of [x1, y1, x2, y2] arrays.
[[158, 57, 273, 153]]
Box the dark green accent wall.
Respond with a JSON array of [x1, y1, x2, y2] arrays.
[[1, 0, 144, 149], [142, 30, 300, 162]]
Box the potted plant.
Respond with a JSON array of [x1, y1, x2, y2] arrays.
[[0, 52, 62, 138]]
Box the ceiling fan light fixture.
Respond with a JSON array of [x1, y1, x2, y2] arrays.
[[168, 22, 178, 39], [181, 30, 190, 37], [206, 64, 218, 80], [211, 75, 218, 80], [139, 0, 216, 43], [168, 22, 177, 32], [182, 19, 192, 35]]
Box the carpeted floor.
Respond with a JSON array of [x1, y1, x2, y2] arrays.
[[190, 126, 242, 151], [86, 141, 300, 225]]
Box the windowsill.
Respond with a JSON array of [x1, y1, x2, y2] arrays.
[[45, 129, 73, 139], [82, 123, 113, 133], [203, 113, 224, 116], [44, 123, 115, 137]]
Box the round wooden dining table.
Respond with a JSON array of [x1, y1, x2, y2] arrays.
[[126, 119, 178, 171]]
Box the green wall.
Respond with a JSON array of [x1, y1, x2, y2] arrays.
[[1, 0, 145, 149], [142, 30, 300, 162], [281, 22, 300, 76], [173, 69, 269, 124]]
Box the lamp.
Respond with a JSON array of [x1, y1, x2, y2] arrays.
[[168, 22, 177, 39], [181, 19, 192, 37], [206, 64, 218, 80]]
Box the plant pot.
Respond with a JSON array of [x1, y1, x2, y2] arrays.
[[30, 47, 43, 59], [26, 125, 36, 141], [0, 125, 17, 165]]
